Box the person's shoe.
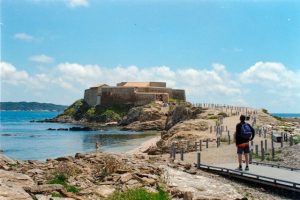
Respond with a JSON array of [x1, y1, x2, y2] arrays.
[[236, 165, 242, 171], [245, 166, 249, 171]]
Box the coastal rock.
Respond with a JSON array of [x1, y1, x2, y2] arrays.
[[69, 127, 92, 131], [0, 184, 32, 200], [79, 185, 115, 198], [120, 102, 169, 131], [166, 105, 202, 130], [162, 166, 242, 200], [122, 119, 166, 131], [55, 156, 73, 162], [120, 173, 133, 183], [0, 170, 34, 200], [75, 153, 85, 159], [0, 169, 34, 188], [23, 184, 65, 194]]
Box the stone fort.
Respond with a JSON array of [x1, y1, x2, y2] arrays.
[[84, 82, 185, 106]]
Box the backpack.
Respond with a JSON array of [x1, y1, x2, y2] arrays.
[[240, 123, 252, 139]]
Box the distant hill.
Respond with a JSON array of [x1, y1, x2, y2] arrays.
[[0, 102, 67, 111]]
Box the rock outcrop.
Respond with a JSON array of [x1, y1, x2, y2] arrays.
[[120, 102, 169, 131], [0, 153, 163, 200], [0, 169, 35, 200], [165, 104, 203, 130]]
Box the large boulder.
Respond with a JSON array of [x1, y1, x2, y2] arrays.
[[165, 105, 202, 130], [0, 169, 35, 200], [122, 119, 166, 131], [120, 102, 169, 131]]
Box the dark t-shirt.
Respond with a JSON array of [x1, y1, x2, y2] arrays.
[[235, 121, 255, 145]]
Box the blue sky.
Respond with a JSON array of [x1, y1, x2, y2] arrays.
[[1, 0, 300, 112]]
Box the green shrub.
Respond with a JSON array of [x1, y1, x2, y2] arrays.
[[106, 187, 171, 200], [262, 108, 269, 114], [62, 99, 90, 120], [218, 112, 228, 117], [48, 163, 81, 194], [208, 115, 218, 119], [220, 136, 228, 142], [293, 135, 300, 144], [273, 116, 283, 121], [51, 192, 64, 198]]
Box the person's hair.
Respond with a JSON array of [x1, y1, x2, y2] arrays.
[[240, 115, 246, 121]]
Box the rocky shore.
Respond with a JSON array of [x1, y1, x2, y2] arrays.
[[2, 101, 300, 199]]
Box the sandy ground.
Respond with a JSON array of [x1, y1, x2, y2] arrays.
[[129, 112, 286, 165], [126, 136, 161, 154]]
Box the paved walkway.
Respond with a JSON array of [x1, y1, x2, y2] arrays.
[[214, 163, 300, 184]]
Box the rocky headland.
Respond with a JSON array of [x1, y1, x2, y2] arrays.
[[3, 100, 300, 199]]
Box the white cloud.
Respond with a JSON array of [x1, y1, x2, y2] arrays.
[[240, 61, 300, 89], [66, 0, 89, 7], [0, 62, 29, 85], [14, 33, 34, 41], [29, 54, 54, 63], [1, 61, 300, 112]]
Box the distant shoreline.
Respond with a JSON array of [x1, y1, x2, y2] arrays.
[[271, 113, 300, 118], [0, 110, 62, 112]]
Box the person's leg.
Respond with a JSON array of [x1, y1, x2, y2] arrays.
[[244, 145, 250, 170], [245, 153, 249, 166], [238, 154, 242, 166], [237, 147, 243, 170]]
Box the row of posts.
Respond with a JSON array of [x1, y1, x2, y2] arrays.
[[252, 133, 294, 161], [171, 133, 294, 163]]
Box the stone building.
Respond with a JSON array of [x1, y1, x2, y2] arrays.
[[84, 82, 185, 106]]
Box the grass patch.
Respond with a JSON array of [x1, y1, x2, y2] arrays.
[[220, 136, 229, 142], [218, 112, 228, 117], [262, 108, 269, 114], [47, 163, 81, 194], [208, 115, 218, 119], [293, 135, 300, 145], [51, 192, 64, 198], [106, 187, 171, 200], [48, 176, 80, 193]]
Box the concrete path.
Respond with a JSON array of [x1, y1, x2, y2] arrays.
[[214, 163, 300, 184]]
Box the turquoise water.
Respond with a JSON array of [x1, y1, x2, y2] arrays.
[[271, 113, 300, 118], [0, 111, 157, 160]]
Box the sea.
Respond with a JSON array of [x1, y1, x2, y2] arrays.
[[0, 111, 158, 161], [271, 113, 300, 118]]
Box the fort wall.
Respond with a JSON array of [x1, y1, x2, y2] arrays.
[[84, 82, 186, 106]]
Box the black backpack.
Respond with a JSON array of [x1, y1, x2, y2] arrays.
[[240, 123, 252, 139]]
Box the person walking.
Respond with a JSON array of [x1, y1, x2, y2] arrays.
[[235, 115, 255, 171]]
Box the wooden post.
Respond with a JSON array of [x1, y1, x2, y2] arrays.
[[181, 148, 184, 161], [200, 140, 202, 151], [206, 139, 209, 148], [197, 152, 201, 169], [271, 133, 274, 149], [289, 136, 293, 146], [195, 142, 198, 152], [255, 145, 258, 156], [261, 148, 265, 161], [187, 141, 190, 151], [271, 148, 275, 161], [281, 133, 283, 148], [264, 139, 267, 151], [249, 149, 253, 163], [228, 134, 231, 145], [172, 147, 176, 160], [260, 140, 263, 155]]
